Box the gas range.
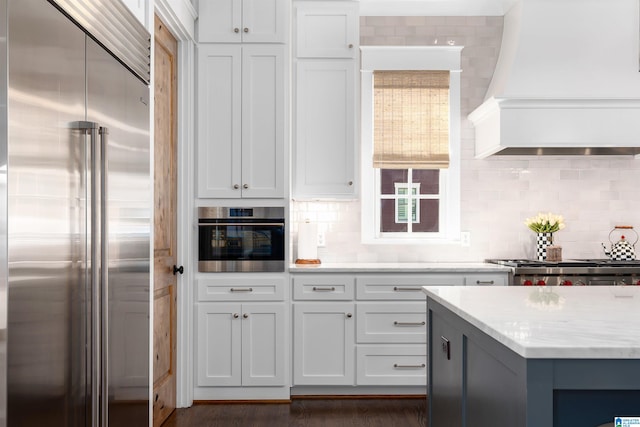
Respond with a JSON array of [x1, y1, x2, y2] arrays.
[[486, 259, 640, 286]]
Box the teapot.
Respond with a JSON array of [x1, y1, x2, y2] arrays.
[[602, 226, 638, 261]]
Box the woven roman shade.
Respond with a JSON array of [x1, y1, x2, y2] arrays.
[[373, 70, 450, 169]]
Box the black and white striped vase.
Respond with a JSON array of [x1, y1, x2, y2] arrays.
[[536, 232, 553, 261]]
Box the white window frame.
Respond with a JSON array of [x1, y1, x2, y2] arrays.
[[360, 46, 463, 244]]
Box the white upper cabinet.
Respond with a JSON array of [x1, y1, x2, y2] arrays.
[[295, 2, 358, 58], [197, 44, 286, 198], [293, 1, 359, 199], [121, 0, 147, 28], [294, 60, 356, 198], [198, 0, 289, 43]]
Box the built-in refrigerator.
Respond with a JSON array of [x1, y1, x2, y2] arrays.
[[0, 0, 152, 425]]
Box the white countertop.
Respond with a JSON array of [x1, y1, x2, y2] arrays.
[[289, 262, 512, 273], [422, 285, 640, 359]]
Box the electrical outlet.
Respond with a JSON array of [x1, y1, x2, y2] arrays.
[[460, 231, 471, 247], [317, 232, 326, 247]]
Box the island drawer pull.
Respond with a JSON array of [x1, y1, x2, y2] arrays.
[[393, 286, 422, 291], [230, 287, 253, 292], [476, 280, 495, 285], [393, 321, 426, 327], [312, 286, 336, 291], [394, 363, 426, 369]]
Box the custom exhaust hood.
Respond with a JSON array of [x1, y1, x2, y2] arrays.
[[469, 0, 640, 157]]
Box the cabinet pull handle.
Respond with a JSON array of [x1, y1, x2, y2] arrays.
[[476, 280, 495, 285], [441, 336, 451, 360], [393, 363, 425, 369], [243, 184, 249, 189], [312, 286, 336, 291], [244, 27, 249, 33], [243, 313, 249, 319], [393, 321, 426, 327], [233, 184, 240, 189], [234, 28, 240, 33], [346, 313, 353, 318], [393, 286, 422, 292], [233, 313, 239, 318], [230, 287, 253, 292]]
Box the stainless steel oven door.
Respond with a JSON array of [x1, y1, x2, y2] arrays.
[[198, 207, 285, 272]]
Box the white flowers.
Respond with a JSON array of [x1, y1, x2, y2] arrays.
[[524, 212, 566, 233]]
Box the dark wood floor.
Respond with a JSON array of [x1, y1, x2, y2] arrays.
[[162, 397, 428, 427]]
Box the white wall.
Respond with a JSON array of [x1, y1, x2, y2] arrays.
[[291, 16, 640, 263]]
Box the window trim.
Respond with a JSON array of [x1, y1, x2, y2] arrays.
[[360, 46, 463, 245]]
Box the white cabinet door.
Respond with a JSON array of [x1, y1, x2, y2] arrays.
[[241, 45, 285, 198], [294, 60, 356, 198], [197, 45, 242, 198], [198, 0, 288, 43], [196, 303, 242, 386], [293, 302, 355, 385], [295, 2, 358, 58], [197, 303, 285, 387], [242, 303, 286, 386], [197, 45, 285, 198]]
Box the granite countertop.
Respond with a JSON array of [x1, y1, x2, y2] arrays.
[[422, 285, 640, 359], [289, 262, 513, 273]]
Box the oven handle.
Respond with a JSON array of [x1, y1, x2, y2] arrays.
[[199, 222, 285, 227]]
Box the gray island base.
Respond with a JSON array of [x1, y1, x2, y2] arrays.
[[423, 286, 640, 426]]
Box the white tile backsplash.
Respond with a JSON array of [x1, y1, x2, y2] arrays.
[[291, 16, 640, 264]]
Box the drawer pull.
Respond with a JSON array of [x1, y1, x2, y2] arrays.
[[476, 280, 495, 285], [393, 321, 426, 327], [230, 287, 253, 292], [312, 286, 336, 292], [393, 363, 425, 369], [393, 286, 422, 292]]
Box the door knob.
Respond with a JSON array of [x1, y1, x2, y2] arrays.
[[173, 265, 184, 275]]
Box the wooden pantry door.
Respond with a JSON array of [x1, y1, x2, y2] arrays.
[[153, 14, 179, 427]]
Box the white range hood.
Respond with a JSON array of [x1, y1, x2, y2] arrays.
[[469, 0, 640, 157]]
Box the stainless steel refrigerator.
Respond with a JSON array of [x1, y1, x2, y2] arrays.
[[0, 0, 152, 425]]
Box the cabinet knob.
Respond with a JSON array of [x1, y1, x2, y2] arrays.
[[233, 313, 239, 319], [243, 313, 249, 319], [243, 184, 249, 189], [346, 313, 353, 318], [234, 28, 240, 33], [348, 181, 353, 186], [244, 27, 249, 33], [233, 184, 240, 189], [348, 44, 354, 48]]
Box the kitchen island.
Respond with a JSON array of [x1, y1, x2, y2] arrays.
[[423, 286, 640, 427]]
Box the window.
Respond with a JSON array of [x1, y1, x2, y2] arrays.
[[360, 46, 462, 244]]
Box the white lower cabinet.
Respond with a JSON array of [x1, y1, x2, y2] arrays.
[[356, 302, 426, 344], [293, 302, 355, 385], [197, 302, 285, 387], [356, 345, 427, 386]]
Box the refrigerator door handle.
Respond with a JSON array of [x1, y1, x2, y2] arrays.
[[73, 120, 104, 427], [99, 125, 109, 427]]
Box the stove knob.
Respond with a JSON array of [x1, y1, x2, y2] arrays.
[[536, 280, 546, 286], [523, 279, 533, 286], [561, 280, 573, 286]]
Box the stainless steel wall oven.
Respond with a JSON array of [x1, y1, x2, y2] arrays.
[[198, 207, 285, 272]]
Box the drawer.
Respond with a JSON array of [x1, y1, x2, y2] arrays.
[[197, 276, 286, 302], [465, 273, 508, 286], [356, 345, 426, 386], [292, 275, 355, 300], [356, 302, 426, 344], [356, 275, 463, 300]]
